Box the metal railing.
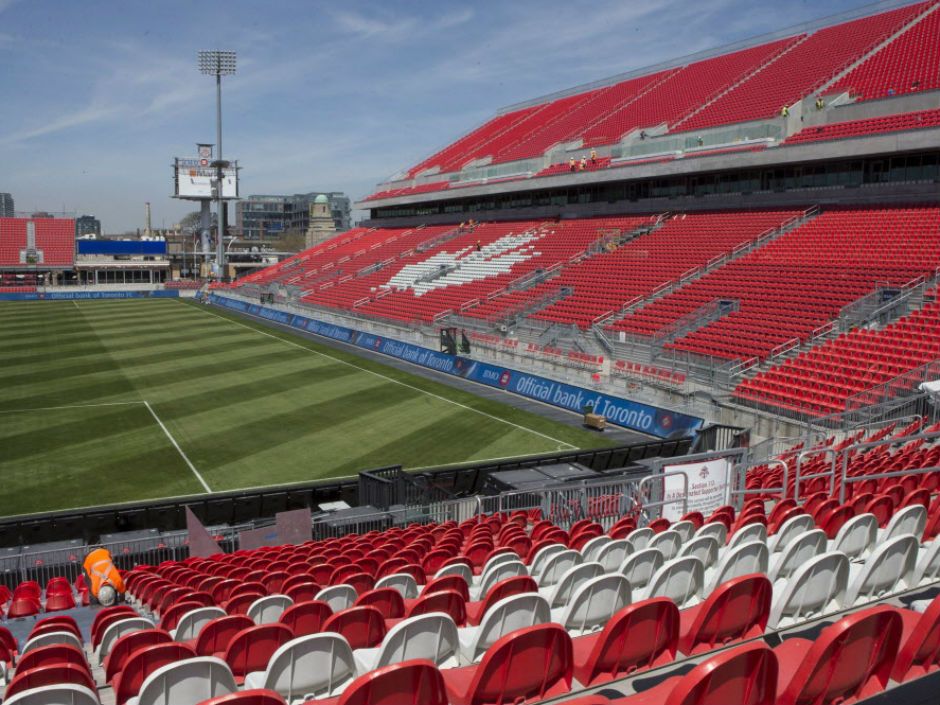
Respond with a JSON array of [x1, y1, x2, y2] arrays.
[[836, 429, 940, 503], [793, 448, 838, 501]]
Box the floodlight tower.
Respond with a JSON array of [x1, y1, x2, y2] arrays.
[[198, 50, 236, 281]]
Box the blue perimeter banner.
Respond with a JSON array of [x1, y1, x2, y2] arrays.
[[0, 290, 180, 301], [211, 294, 703, 439]]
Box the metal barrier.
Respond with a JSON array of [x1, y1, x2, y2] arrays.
[[793, 448, 838, 501], [735, 458, 789, 501], [836, 429, 940, 503], [637, 471, 689, 524]]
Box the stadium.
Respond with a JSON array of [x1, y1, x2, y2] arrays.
[[1, 0, 940, 703]]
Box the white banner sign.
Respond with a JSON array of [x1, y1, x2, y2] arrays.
[[661, 458, 731, 522]]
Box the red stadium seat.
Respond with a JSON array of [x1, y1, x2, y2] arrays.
[[105, 629, 173, 683], [892, 594, 940, 682], [442, 624, 573, 705], [197, 690, 287, 705], [278, 600, 332, 637], [5, 663, 97, 700], [572, 597, 678, 687], [774, 605, 901, 705], [678, 574, 771, 655], [319, 659, 448, 705], [194, 615, 255, 657], [323, 606, 386, 649], [223, 623, 293, 683]]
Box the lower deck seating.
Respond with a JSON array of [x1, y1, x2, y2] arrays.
[[613, 207, 940, 361], [735, 301, 940, 416]]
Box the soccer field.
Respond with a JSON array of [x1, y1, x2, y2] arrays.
[[0, 298, 614, 518]]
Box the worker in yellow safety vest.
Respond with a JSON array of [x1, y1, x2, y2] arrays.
[[82, 548, 125, 606]]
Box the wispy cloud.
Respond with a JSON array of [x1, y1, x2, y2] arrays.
[[0, 0, 870, 230]]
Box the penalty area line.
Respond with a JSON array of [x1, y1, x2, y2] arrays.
[[143, 400, 212, 493]]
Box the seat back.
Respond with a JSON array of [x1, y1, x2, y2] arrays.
[[406, 589, 467, 626], [777, 606, 902, 705], [709, 541, 769, 593], [14, 644, 89, 681], [374, 573, 418, 599], [694, 522, 728, 545], [433, 562, 473, 583], [373, 613, 459, 669], [174, 607, 226, 642], [618, 548, 664, 590], [626, 527, 654, 551], [831, 513, 877, 561], [247, 595, 293, 625], [481, 551, 520, 575], [536, 550, 582, 587], [769, 551, 848, 629], [667, 642, 777, 705], [464, 624, 572, 703], [421, 574, 470, 601], [135, 656, 237, 705], [727, 522, 766, 550], [98, 617, 156, 662], [193, 615, 254, 657], [355, 588, 405, 619], [671, 520, 697, 543], [885, 504, 927, 542], [648, 530, 683, 560], [91, 605, 137, 647], [914, 535, 940, 585], [467, 593, 551, 663], [106, 629, 173, 683], [678, 536, 719, 569], [594, 539, 631, 572], [261, 632, 356, 700], [580, 535, 611, 562], [223, 623, 293, 679], [645, 556, 704, 607], [21, 632, 83, 657], [770, 529, 826, 582], [845, 534, 918, 605], [681, 574, 771, 655], [114, 642, 197, 705], [769, 514, 813, 552], [322, 606, 386, 649], [528, 543, 566, 574], [336, 658, 448, 705], [3, 684, 100, 705], [559, 574, 630, 634], [478, 560, 527, 598], [892, 594, 940, 682], [547, 562, 604, 608], [278, 600, 332, 637], [315, 585, 357, 612], [5, 664, 96, 700], [577, 597, 678, 686]]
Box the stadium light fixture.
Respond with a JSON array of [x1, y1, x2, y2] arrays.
[[198, 50, 236, 281]]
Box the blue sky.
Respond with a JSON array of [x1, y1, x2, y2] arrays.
[[0, 0, 878, 232]]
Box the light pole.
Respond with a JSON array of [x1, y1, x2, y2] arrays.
[[198, 50, 236, 281]]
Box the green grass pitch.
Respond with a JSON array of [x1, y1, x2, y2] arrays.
[[0, 298, 615, 518]]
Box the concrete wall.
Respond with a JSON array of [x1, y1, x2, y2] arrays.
[[362, 180, 940, 229]]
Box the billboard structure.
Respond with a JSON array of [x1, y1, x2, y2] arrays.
[[173, 144, 239, 200], [172, 144, 240, 275]]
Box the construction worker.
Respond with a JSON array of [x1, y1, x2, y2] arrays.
[[569, 157, 576, 172], [579, 156, 587, 170], [781, 105, 790, 118], [590, 149, 597, 165], [82, 547, 125, 606]]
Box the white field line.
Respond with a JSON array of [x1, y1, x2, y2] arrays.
[[72, 301, 80, 310], [187, 301, 576, 450], [0, 401, 147, 414], [143, 400, 212, 493]]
